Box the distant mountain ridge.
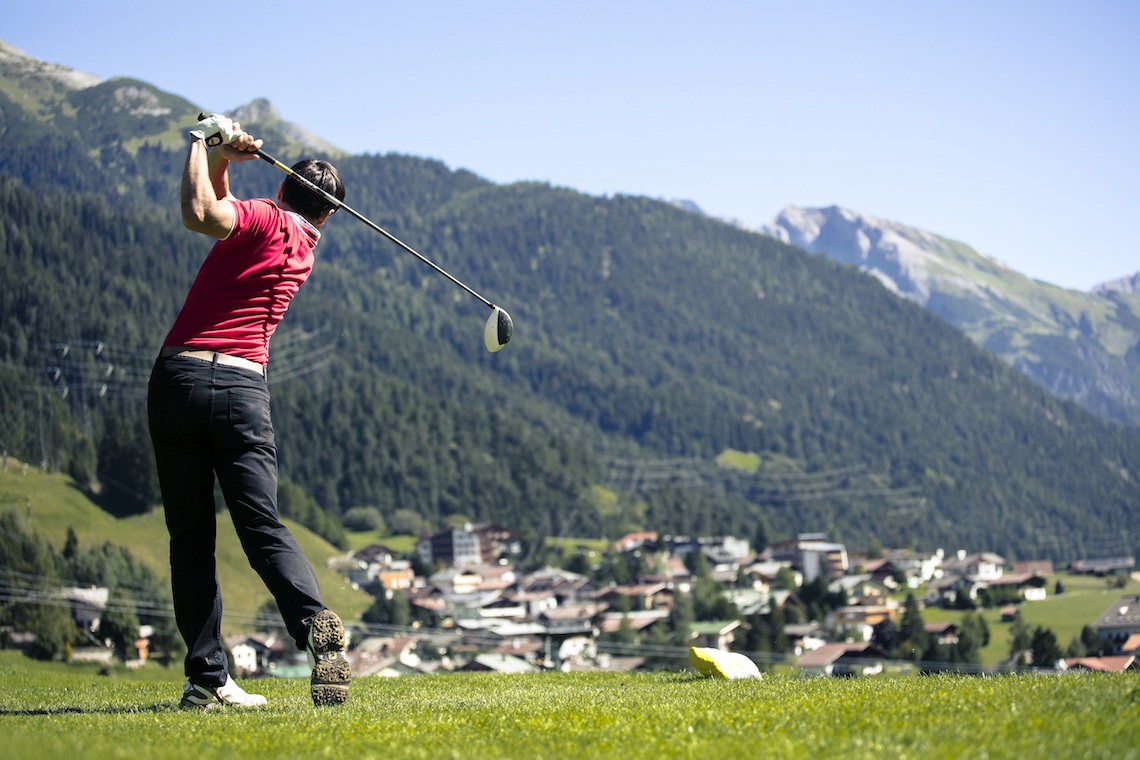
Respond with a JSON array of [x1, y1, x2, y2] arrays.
[[761, 206, 1140, 426], [0, 40, 341, 158], [1094, 273, 1140, 296], [0, 40, 99, 91]]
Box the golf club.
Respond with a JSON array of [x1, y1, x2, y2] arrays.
[[253, 145, 513, 353]]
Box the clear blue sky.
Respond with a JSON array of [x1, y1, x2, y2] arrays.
[[5, 1, 1138, 290]]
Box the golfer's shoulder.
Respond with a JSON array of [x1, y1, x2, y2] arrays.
[[231, 198, 286, 235]]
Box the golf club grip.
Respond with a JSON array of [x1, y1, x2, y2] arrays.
[[255, 149, 496, 311]]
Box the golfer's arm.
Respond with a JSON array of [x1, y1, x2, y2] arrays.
[[180, 138, 236, 239]]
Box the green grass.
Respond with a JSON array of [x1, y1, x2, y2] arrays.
[[343, 530, 416, 554], [715, 448, 761, 474], [546, 536, 610, 555], [0, 652, 1136, 759]]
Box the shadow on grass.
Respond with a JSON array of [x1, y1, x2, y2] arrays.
[[0, 702, 177, 716]]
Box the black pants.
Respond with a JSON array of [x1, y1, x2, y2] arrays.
[[148, 354, 323, 687]]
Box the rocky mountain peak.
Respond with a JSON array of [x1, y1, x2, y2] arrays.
[[0, 39, 100, 91], [761, 205, 979, 304], [1092, 272, 1140, 296], [231, 97, 343, 157]]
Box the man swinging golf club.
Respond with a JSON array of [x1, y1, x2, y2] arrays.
[[148, 113, 350, 709]]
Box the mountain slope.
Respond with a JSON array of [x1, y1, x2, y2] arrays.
[[763, 206, 1140, 425], [1, 43, 1139, 564]]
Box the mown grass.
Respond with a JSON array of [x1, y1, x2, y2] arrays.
[[1, 651, 1137, 759]]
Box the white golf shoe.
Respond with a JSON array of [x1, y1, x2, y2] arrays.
[[180, 675, 268, 710]]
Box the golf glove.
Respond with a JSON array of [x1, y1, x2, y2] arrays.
[[189, 113, 241, 147]]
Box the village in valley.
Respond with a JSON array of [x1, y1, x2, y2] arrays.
[[209, 524, 1140, 680]]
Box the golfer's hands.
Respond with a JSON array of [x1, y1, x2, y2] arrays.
[[191, 113, 240, 146], [191, 113, 262, 160]]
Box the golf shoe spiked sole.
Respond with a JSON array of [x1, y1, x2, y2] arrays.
[[308, 609, 351, 707]]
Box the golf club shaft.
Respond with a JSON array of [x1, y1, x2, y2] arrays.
[[256, 149, 497, 311]]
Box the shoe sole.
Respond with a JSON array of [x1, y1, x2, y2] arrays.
[[180, 697, 219, 711], [309, 610, 351, 707]]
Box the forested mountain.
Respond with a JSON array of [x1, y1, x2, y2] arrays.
[[763, 205, 1140, 426], [2, 41, 1138, 563]]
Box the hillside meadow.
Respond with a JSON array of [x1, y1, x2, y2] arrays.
[[0, 462, 372, 629], [1, 652, 1136, 759], [921, 574, 1140, 668]]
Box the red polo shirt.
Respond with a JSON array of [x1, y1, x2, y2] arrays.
[[163, 199, 319, 365]]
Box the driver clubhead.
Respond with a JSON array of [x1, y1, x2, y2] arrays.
[[484, 306, 513, 353]]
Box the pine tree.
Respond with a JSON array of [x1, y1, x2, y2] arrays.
[[1008, 611, 1033, 659], [898, 593, 927, 660], [1030, 626, 1062, 668]]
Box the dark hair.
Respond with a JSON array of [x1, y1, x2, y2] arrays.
[[282, 159, 345, 221]]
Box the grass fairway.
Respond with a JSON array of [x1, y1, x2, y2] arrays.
[[2, 653, 1137, 759]]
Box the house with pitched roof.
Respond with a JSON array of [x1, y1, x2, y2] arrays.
[[984, 571, 1047, 602], [1093, 595, 1140, 653], [687, 620, 741, 651], [597, 582, 673, 612], [1062, 655, 1137, 673], [796, 642, 890, 677], [1068, 557, 1135, 577]]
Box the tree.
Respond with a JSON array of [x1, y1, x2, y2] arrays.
[[641, 620, 674, 670], [1065, 635, 1086, 658], [742, 613, 772, 654], [62, 527, 79, 561], [684, 550, 712, 581], [953, 590, 977, 610], [389, 509, 427, 537], [443, 514, 472, 530], [959, 610, 989, 648], [564, 551, 593, 577], [362, 589, 410, 628], [343, 506, 386, 533], [1008, 611, 1032, 659], [691, 576, 737, 622], [1080, 625, 1104, 656], [898, 593, 928, 660], [1030, 626, 1062, 669], [610, 614, 639, 646], [670, 590, 695, 645], [773, 567, 798, 591], [751, 521, 769, 555], [0, 512, 75, 660], [97, 588, 140, 661], [954, 612, 985, 665], [798, 575, 831, 623], [768, 605, 788, 654], [866, 539, 885, 560], [920, 639, 954, 672], [871, 618, 899, 653]]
